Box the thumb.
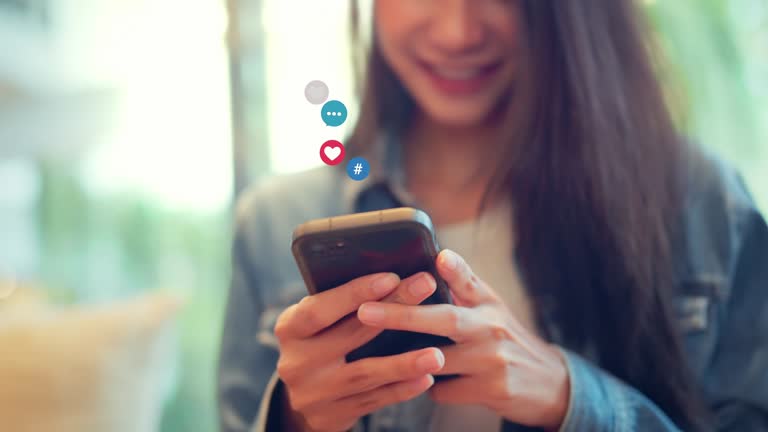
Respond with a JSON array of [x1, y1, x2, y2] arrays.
[[436, 250, 497, 307]]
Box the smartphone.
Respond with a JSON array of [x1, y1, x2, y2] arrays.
[[291, 207, 454, 363]]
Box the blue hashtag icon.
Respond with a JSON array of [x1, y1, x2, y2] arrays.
[[346, 157, 370, 181]]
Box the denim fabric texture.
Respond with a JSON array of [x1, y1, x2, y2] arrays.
[[218, 146, 768, 432]]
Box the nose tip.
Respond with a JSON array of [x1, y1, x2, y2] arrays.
[[431, 1, 486, 52]]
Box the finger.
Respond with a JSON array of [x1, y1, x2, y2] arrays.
[[336, 374, 435, 420], [333, 347, 444, 398], [310, 272, 438, 356], [382, 272, 437, 306], [429, 375, 489, 406], [357, 303, 491, 343], [275, 272, 400, 340], [437, 250, 498, 307], [283, 346, 443, 415], [435, 339, 520, 376], [434, 341, 489, 376], [300, 374, 435, 431]]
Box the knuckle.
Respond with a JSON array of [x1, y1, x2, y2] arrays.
[[400, 305, 416, 326], [354, 394, 382, 414], [489, 323, 512, 341], [273, 305, 296, 341], [489, 379, 511, 400], [465, 273, 480, 291], [490, 350, 510, 370], [344, 361, 376, 390], [444, 308, 463, 335], [297, 294, 316, 311], [297, 297, 323, 329], [272, 321, 289, 342], [276, 357, 302, 383]]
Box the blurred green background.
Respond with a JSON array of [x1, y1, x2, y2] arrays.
[[0, 1, 765, 431]]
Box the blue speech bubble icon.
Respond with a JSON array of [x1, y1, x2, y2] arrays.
[[321, 100, 348, 127]]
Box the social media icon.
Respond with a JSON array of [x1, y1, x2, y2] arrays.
[[319, 140, 346, 166], [305, 80, 329, 105], [346, 157, 370, 181], [321, 100, 348, 127]]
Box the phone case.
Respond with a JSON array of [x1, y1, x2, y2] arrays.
[[291, 208, 456, 370]]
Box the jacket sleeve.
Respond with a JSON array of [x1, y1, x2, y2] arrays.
[[698, 184, 768, 430], [217, 193, 369, 432], [555, 349, 682, 431], [218, 190, 291, 432], [557, 178, 768, 431]]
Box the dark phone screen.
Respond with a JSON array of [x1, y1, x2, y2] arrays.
[[298, 224, 437, 293], [295, 223, 455, 364]]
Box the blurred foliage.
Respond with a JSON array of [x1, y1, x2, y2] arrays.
[[35, 160, 229, 431], [645, 0, 767, 209]]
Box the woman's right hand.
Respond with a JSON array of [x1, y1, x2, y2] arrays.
[[274, 272, 445, 432]]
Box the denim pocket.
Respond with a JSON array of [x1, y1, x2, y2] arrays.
[[675, 295, 711, 332], [674, 276, 724, 333], [675, 276, 724, 376]]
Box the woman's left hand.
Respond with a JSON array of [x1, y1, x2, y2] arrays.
[[356, 249, 571, 430]]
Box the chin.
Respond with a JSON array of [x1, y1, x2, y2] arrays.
[[421, 102, 496, 128]]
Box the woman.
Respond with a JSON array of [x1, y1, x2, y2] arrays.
[[218, 1, 768, 431]]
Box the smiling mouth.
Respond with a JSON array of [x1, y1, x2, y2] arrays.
[[419, 60, 504, 95]]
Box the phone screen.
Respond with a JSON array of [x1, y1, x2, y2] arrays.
[[293, 218, 455, 365], [296, 224, 435, 293]]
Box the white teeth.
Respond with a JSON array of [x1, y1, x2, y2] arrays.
[[432, 67, 482, 80]]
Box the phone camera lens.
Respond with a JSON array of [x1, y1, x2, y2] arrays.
[[310, 243, 326, 254]]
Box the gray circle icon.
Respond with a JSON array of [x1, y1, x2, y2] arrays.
[[304, 80, 330, 105]]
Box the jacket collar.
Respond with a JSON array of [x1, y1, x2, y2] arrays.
[[341, 129, 417, 213]]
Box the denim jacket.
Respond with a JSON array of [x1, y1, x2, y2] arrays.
[[217, 147, 768, 432]]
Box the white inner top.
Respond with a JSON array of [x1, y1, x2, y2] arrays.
[[429, 200, 537, 432]]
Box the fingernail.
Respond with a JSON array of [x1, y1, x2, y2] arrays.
[[416, 350, 444, 372], [424, 374, 435, 389], [358, 303, 385, 324], [371, 273, 399, 296], [408, 274, 435, 297], [442, 250, 459, 271], [410, 374, 434, 392]]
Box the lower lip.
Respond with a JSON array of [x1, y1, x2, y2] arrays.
[[421, 62, 502, 96]]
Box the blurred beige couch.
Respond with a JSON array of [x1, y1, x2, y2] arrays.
[[0, 280, 181, 432]]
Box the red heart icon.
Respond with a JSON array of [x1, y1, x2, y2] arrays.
[[319, 140, 346, 166]]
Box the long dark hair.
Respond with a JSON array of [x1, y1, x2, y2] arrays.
[[350, 1, 707, 430]]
